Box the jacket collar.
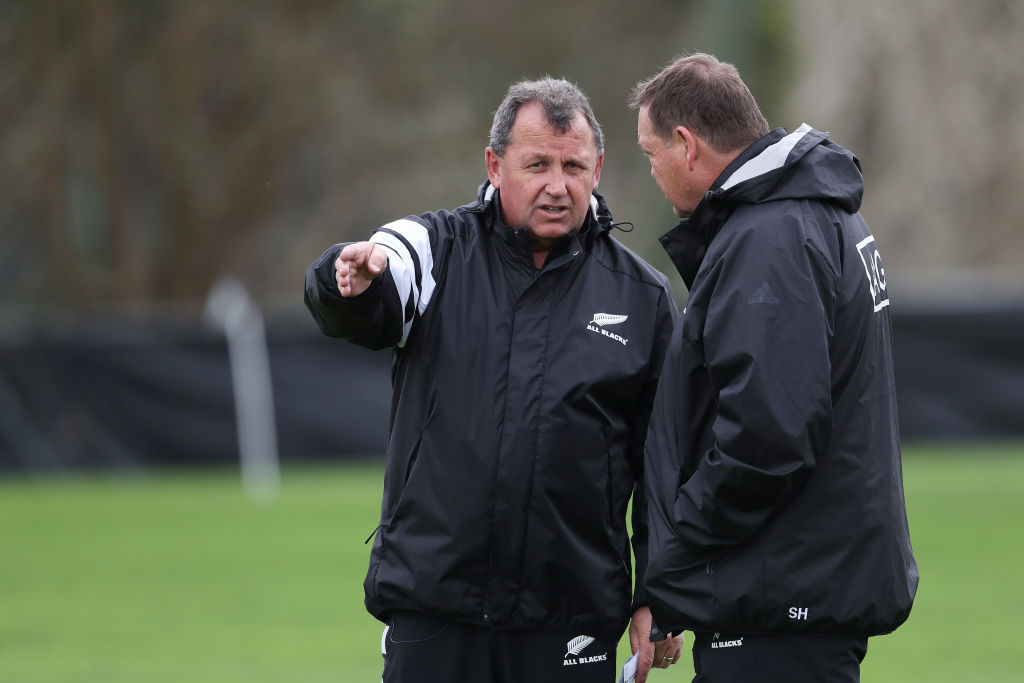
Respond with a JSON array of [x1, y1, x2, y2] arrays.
[[718, 124, 816, 191], [660, 123, 859, 288], [474, 180, 614, 239], [657, 127, 793, 287]]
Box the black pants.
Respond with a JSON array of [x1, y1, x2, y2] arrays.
[[691, 632, 868, 683], [381, 611, 617, 683]]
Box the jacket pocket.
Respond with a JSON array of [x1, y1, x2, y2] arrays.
[[384, 397, 438, 523], [385, 434, 422, 524]]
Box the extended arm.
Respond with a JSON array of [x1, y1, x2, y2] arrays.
[[303, 217, 439, 350]]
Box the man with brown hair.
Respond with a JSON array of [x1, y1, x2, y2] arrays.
[[632, 53, 918, 681]]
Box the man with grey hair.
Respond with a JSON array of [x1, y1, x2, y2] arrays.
[[305, 77, 680, 681]]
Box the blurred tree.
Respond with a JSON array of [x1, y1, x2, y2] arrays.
[[787, 0, 1024, 282], [1, 1, 333, 307], [0, 0, 794, 313]]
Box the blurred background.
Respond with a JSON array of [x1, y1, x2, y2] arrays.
[[1, 0, 1022, 680], [2, 0, 1022, 470]]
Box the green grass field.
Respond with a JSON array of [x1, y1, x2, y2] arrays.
[[2, 442, 1022, 682]]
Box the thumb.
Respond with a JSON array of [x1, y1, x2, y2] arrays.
[[367, 243, 388, 274]]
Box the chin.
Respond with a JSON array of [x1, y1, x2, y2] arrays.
[[530, 223, 574, 240]]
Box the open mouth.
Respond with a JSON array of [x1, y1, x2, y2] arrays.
[[540, 205, 568, 215]]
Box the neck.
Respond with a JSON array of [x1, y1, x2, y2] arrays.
[[703, 149, 742, 189]]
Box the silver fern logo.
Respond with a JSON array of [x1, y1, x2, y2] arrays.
[[563, 634, 608, 667], [566, 635, 595, 657], [589, 313, 627, 326], [586, 313, 629, 346]]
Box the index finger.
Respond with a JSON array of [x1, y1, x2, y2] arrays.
[[339, 241, 372, 266]]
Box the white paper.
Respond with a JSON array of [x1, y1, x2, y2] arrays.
[[617, 653, 639, 683]]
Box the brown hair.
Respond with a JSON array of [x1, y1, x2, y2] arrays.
[[630, 53, 769, 153]]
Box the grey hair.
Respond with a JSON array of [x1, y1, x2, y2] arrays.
[[489, 77, 604, 156]]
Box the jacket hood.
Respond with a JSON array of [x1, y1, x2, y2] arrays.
[[717, 124, 863, 212], [474, 179, 615, 236], [661, 125, 864, 287], [687, 125, 864, 239]]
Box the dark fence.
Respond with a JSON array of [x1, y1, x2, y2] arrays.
[[0, 310, 390, 472], [892, 306, 1024, 439], [1, 305, 1021, 472]]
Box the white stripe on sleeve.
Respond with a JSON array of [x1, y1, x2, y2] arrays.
[[370, 231, 416, 303], [370, 219, 437, 347]]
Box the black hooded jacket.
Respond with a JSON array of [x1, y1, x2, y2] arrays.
[[305, 181, 676, 641], [644, 125, 918, 636]]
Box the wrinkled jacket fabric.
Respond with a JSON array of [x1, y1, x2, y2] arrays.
[[645, 125, 918, 636], [305, 181, 676, 641]]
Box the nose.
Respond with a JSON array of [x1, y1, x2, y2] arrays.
[[544, 169, 568, 197]]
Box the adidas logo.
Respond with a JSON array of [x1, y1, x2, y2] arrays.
[[748, 282, 779, 304], [564, 635, 607, 667], [586, 313, 629, 346]]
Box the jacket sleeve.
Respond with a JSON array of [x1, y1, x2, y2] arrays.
[[303, 216, 441, 350], [630, 282, 680, 610], [673, 211, 837, 568], [303, 242, 404, 350]]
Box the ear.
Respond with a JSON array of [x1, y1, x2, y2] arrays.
[[593, 152, 604, 187], [676, 127, 699, 171], [485, 147, 501, 187]]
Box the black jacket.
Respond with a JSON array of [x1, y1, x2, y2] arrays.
[[644, 125, 918, 636], [305, 182, 676, 641]]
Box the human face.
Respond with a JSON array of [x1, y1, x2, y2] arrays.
[[637, 105, 698, 218], [486, 101, 603, 253]]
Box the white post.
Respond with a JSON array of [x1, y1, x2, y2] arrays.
[[205, 278, 281, 503]]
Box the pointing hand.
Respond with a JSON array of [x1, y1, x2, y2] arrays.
[[335, 241, 388, 297]]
